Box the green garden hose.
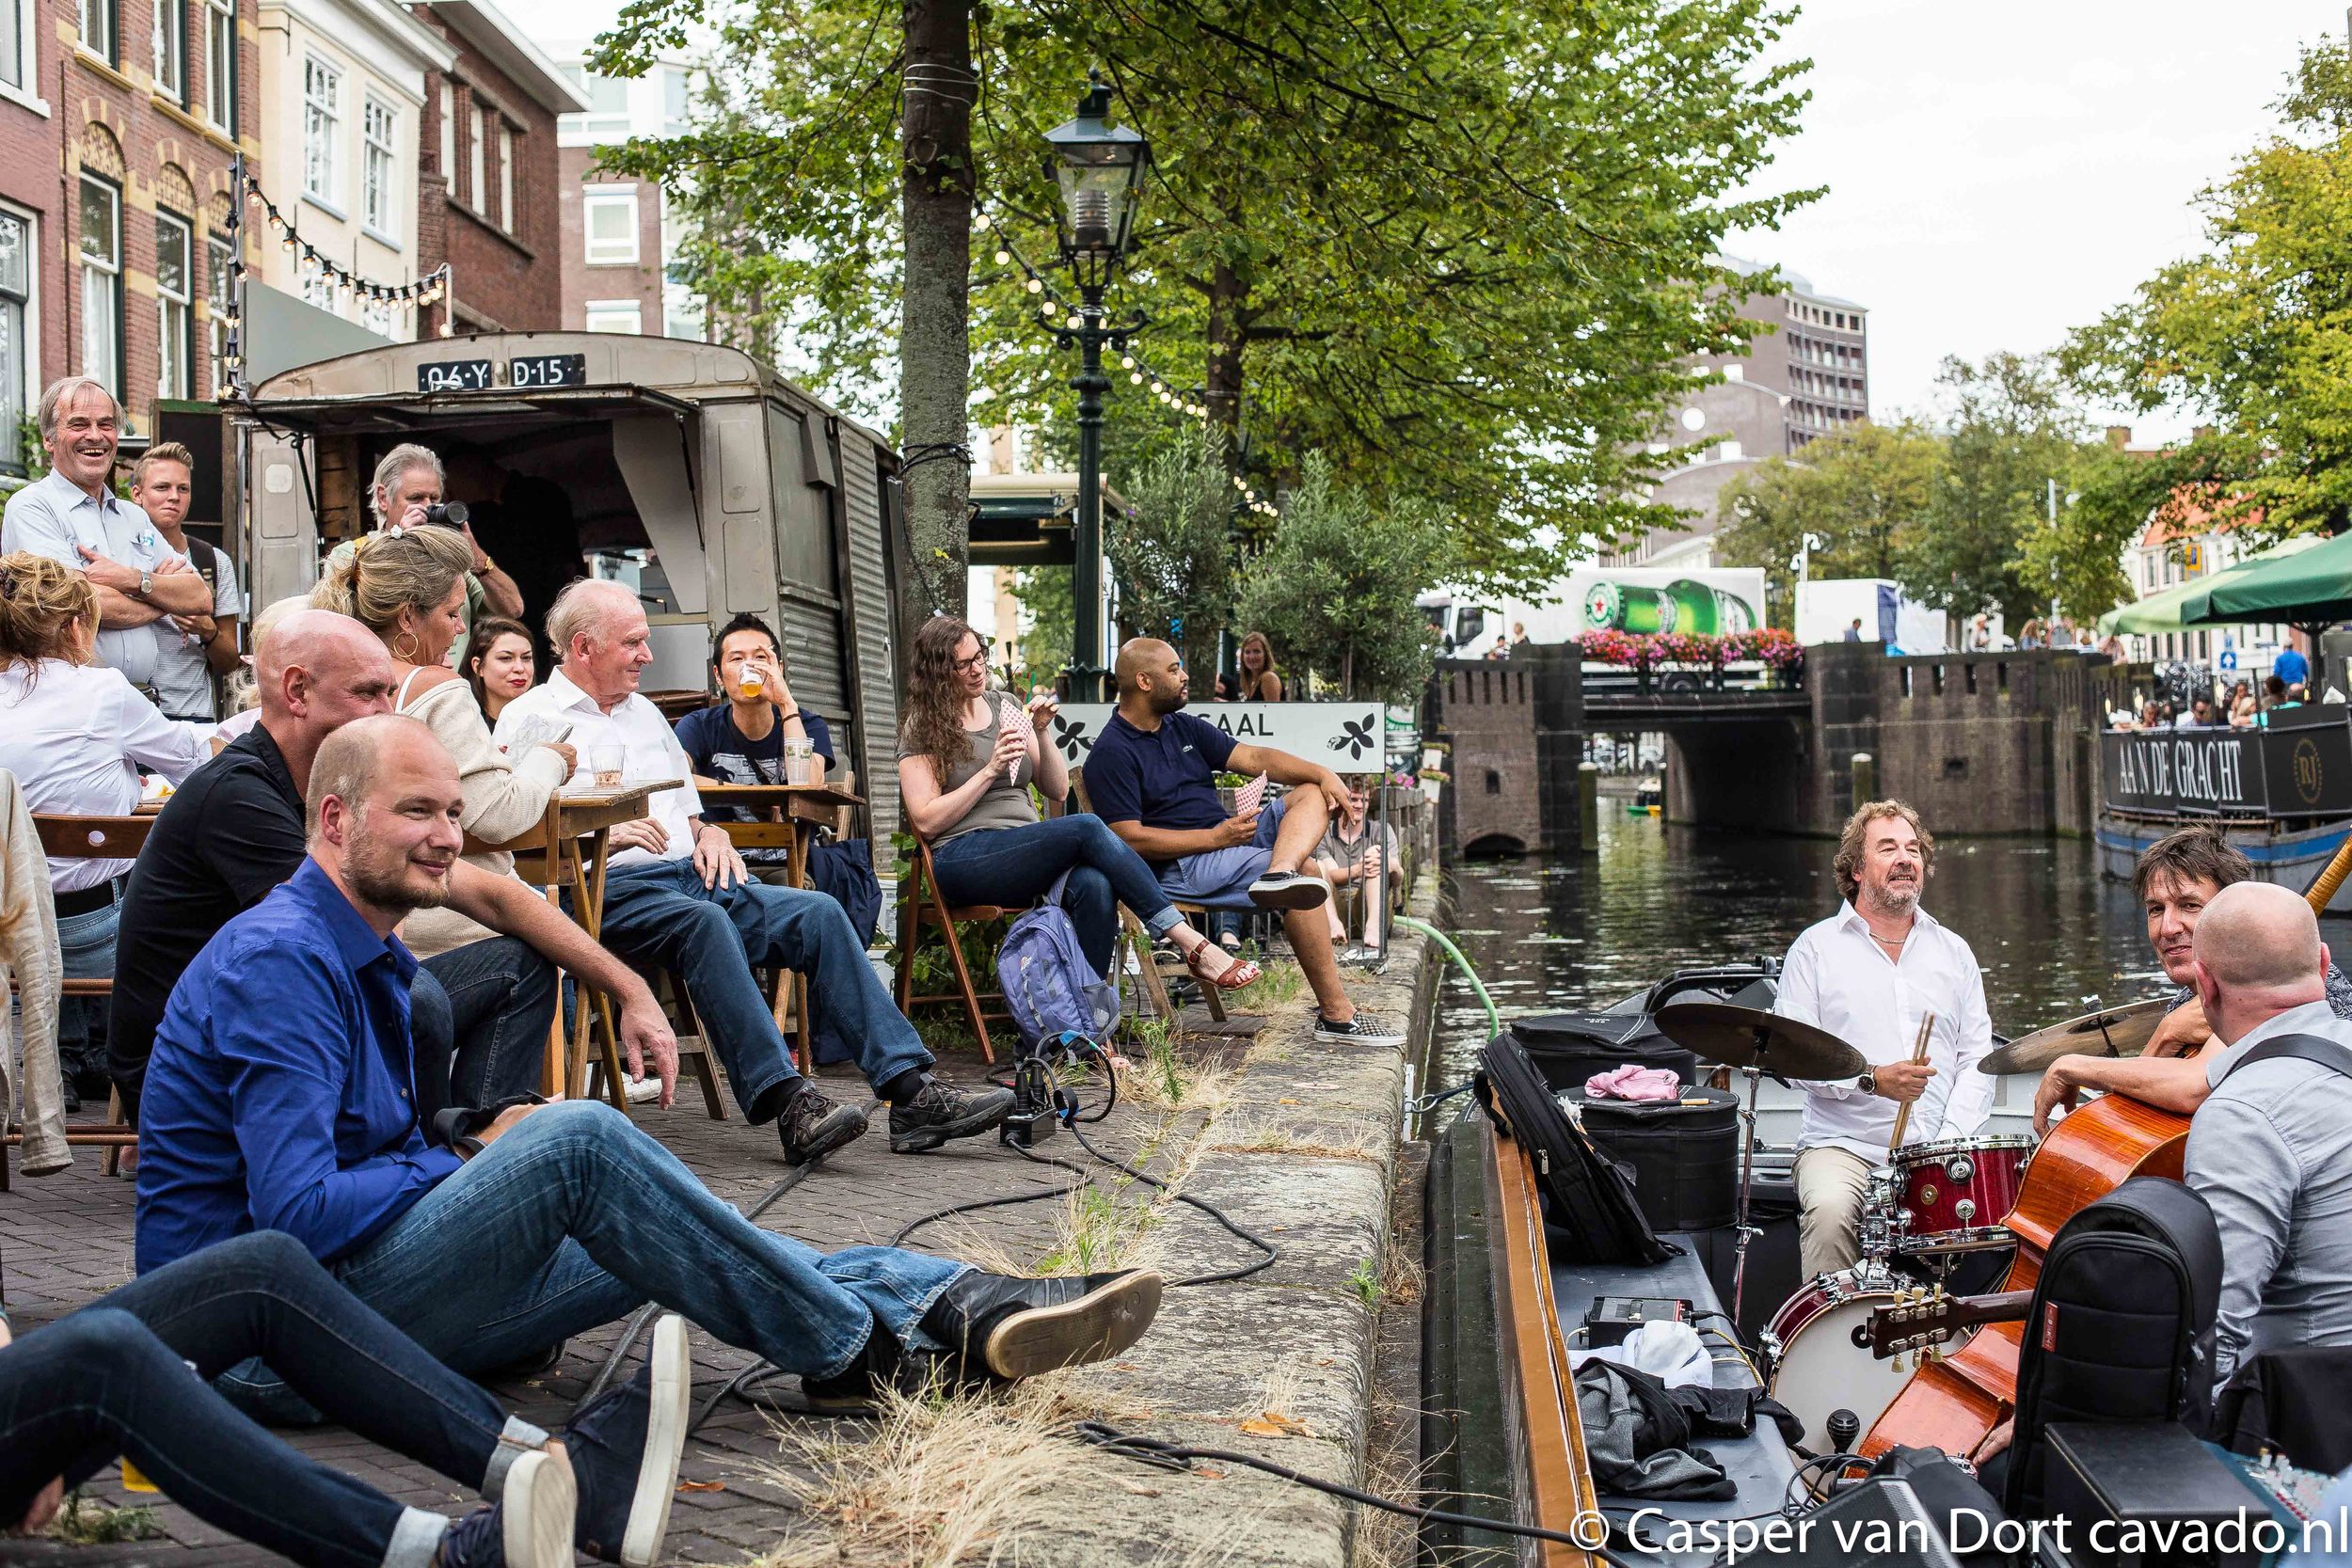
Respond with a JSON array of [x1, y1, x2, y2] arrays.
[[1393, 914, 1500, 1039]]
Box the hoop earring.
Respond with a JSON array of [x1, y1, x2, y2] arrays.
[[392, 630, 420, 663]]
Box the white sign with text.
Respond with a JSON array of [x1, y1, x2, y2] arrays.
[[1046, 702, 1386, 771]]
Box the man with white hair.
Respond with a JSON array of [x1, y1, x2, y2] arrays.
[[322, 443, 523, 663], [2183, 880, 2352, 1384], [495, 579, 1011, 1164], [0, 377, 212, 694]]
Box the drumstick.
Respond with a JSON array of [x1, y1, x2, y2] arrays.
[[1887, 1010, 1937, 1151]]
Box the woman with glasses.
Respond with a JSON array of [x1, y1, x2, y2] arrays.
[[896, 617, 1258, 992]]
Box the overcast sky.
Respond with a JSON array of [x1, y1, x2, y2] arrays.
[[506, 0, 2338, 441], [1724, 1, 2339, 439]]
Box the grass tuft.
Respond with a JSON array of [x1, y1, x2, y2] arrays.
[[47, 1492, 160, 1545]]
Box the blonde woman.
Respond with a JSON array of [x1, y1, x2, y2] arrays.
[[0, 553, 212, 1101], [311, 529, 580, 1107], [1234, 631, 1284, 701]]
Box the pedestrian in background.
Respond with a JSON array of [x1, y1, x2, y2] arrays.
[[128, 442, 241, 721], [1235, 630, 1286, 698]]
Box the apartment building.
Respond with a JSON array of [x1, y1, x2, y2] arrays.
[[553, 44, 701, 339]]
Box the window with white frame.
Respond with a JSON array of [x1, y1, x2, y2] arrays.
[[359, 292, 392, 337], [0, 0, 24, 90], [206, 232, 230, 390], [467, 102, 485, 211], [0, 210, 30, 472], [78, 174, 120, 395], [496, 122, 513, 231], [304, 57, 341, 205], [584, 299, 641, 334], [155, 210, 192, 399], [79, 0, 114, 61], [204, 0, 232, 129], [583, 187, 637, 264], [363, 97, 397, 238], [437, 82, 453, 183], [151, 0, 183, 102]]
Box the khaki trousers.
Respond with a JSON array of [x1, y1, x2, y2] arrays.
[[1794, 1145, 1876, 1279]]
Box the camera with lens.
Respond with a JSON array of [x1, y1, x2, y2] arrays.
[[421, 501, 470, 529]]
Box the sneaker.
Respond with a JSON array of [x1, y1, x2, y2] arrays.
[[887, 1079, 1015, 1153], [1313, 1008, 1406, 1046], [564, 1314, 691, 1566], [1219, 929, 1242, 954], [779, 1085, 867, 1165], [799, 1320, 931, 1413], [920, 1269, 1165, 1382], [434, 1450, 575, 1568], [1248, 869, 1330, 911]]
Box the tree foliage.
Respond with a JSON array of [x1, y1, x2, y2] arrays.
[[1909, 353, 2089, 626], [1714, 420, 1942, 626], [1108, 423, 1234, 679], [2062, 35, 2352, 538], [595, 0, 1819, 589], [1232, 453, 1451, 702]]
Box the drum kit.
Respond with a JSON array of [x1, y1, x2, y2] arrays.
[[1650, 996, 2169, 1449]]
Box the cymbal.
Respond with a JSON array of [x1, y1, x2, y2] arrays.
[[1978, 998, 2171, 1076], [1652, 1001, 1867, 1081]]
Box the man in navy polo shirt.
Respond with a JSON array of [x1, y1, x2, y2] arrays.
[[1084, 638, 1404, 1046]]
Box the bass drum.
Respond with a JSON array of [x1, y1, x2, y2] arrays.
[[1764, 1268, 1974, 1452]]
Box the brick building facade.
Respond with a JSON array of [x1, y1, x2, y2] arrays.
[[409, 0, 581, 336], [0, 0, 260, 466], [553, 48, 700, 339]]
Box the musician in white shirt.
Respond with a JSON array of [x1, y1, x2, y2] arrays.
[[1775, 800, 1995, 1277]]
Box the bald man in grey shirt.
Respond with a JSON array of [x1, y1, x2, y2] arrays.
[[2181, 881, 2352, 1385]]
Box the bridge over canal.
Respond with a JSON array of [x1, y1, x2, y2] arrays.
[[1431, 642, 2110, 855]]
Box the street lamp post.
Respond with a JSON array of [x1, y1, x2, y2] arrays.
[[1042, 70, 1150, 701]]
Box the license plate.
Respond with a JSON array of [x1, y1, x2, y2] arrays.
[[417, 358, 493, 392], [510, 353, 587, 390]]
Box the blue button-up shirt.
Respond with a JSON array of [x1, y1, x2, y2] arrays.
[[134, 858, 460, 1275], [0, 467, 179, 687]]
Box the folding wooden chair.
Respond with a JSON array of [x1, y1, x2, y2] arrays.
[[891, 835, 1005, 1065], [14, 815, 151, 1176]]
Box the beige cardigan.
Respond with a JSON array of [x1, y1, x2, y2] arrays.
[[0, 768, 69, 1175], [398, 674, 568, 958]]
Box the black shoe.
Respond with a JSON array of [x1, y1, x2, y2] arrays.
[[920, 1269, 1164, 1382], [1247, 869, 1329, 911], [565, 1315, 691, 1566], [887, 1080, 1014, 1153], [434, 1451, 574, 1568], [779, 1085, 867, 1165], [799, 1317, 928, 1413]]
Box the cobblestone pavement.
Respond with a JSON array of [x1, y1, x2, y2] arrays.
[[0, 1052, 1193, 1568]]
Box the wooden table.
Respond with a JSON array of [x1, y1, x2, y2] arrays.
[[468, 780, 679, 1101], [694, 782, 866, 1069]]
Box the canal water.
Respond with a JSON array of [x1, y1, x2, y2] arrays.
[[1426, 811, 2352, 1139]]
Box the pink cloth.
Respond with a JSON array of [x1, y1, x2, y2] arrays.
[[1584, 1065, 1681, 1102]]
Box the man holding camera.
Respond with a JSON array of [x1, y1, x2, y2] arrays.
[[323, 444, 523, 665]]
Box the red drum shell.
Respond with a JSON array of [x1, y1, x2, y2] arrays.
[[1890, 1135, 2033, 1254]]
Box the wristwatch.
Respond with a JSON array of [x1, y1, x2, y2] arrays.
[[138, 569, 153, 598], [1858, 1069, 1878, 1097]]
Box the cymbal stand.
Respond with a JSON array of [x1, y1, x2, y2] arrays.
[[1729, 1025, 1771, 1327]]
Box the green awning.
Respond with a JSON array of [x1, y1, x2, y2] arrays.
[[2180, 531, 2352, 627], [2099, 535, 2323, 635]]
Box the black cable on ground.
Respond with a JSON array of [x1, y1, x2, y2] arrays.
[[1069, 1420, 1646, 1567]]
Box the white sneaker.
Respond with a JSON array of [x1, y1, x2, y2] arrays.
[[624, 1076, 663, 1105]]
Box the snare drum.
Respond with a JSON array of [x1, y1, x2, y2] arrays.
[[1763, 1264, 1939, 1449], [1888, 1134, 2033, 1255]]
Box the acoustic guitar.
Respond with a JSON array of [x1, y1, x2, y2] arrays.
[[1856, 830, 2352, 1459]]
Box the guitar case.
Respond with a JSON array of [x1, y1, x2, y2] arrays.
[[1476, 1030, 1674, 1267], [2003, 1175, 2222, 1520]]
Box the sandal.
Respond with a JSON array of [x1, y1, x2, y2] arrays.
[[1182, 936, 1261, 990]]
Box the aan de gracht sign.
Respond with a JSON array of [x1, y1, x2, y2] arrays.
[[2103, 709, 2352, 819]]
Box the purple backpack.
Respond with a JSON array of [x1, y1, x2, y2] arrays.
[[996, 873, 1120, 1050]]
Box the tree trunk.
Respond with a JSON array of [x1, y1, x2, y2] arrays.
[[1205, 254, 1247, 456], [898, 0, 973, 618]]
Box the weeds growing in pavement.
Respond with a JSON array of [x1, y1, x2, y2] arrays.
[[1205, 1115, 1385, 1163], [48, 1493, 159, 1545], [1243, 958, 1307, 1006], [1038, 1181, 1159, 1276], [1348, 1259, 1381, 1307], [1115, 1034, 1232, 1116]]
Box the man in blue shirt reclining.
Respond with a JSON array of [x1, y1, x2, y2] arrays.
[[133, 715, 1163, 1446]]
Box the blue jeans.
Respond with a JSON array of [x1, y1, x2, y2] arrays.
[[1154, 798, 1288, 907], [930, 815, 1184, 974], [409, 938, 559, 1136], [6, 1232, 539, 1568], [56, 885, 122, 1087], [223, 1101, 965, 1416], [596, 859, 930, 1119]]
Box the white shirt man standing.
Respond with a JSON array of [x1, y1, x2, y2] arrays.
[[0, 378, 211, 695], [128, 441, 243, 721], [1775, 800, 1994, 1277]]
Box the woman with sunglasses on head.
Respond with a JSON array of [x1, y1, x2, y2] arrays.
[[897, 617, 1259, 992]]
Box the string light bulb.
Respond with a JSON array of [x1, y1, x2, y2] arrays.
[[974, 211, 992, 231], [1129, 372, 1142, 384], [1025, 277, 1042, 294], [993, 249, 1010, 266], [1120, 355, 1135, 369]]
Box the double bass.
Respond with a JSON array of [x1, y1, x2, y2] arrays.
[[1860, 836, 2352, 1458]]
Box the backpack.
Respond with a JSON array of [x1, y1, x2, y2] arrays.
[[1474, 1026, 1674, 1267], [2003, 1175, 2222, 1519], [996, 873, 1120, 1051]]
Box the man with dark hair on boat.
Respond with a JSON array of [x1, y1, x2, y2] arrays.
[[1775, 800, 1994, 1278], [2032, 827, 2352, 1133]]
